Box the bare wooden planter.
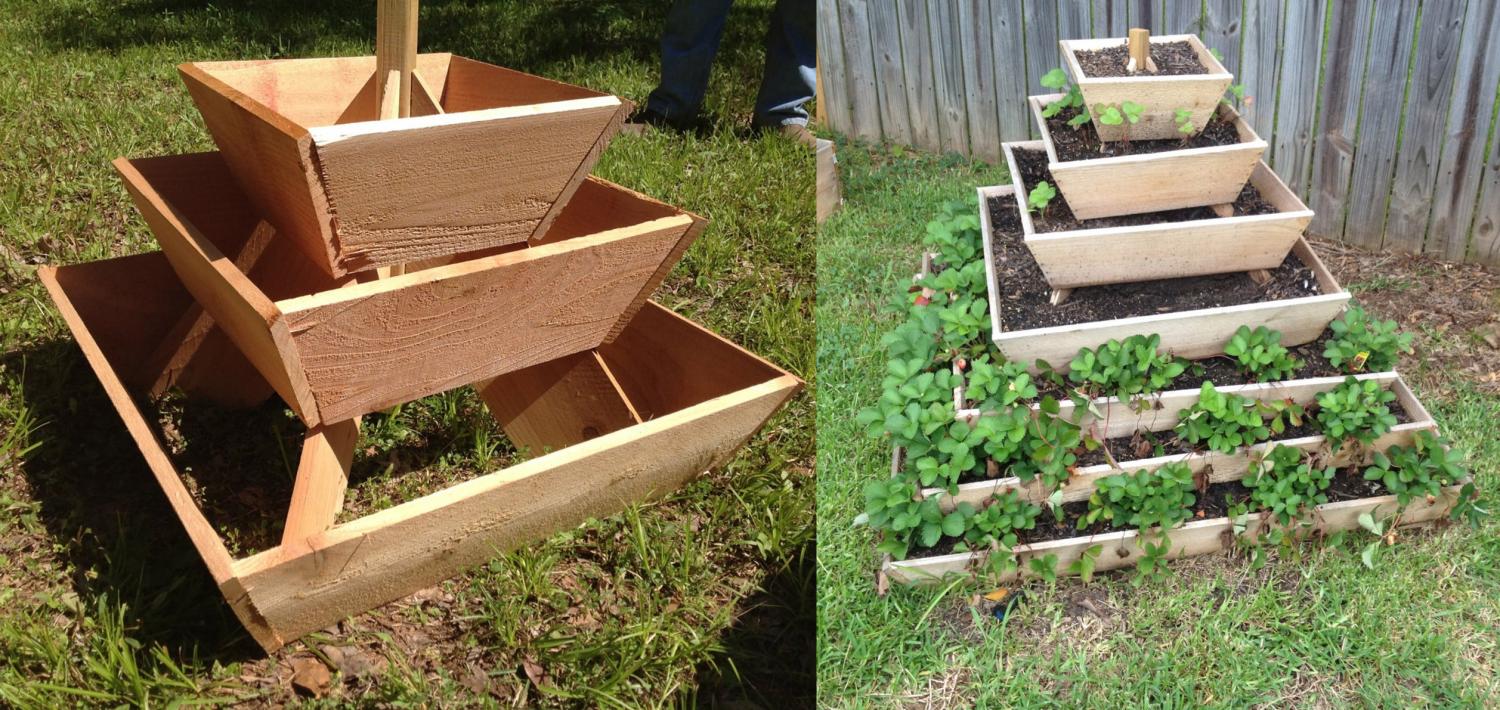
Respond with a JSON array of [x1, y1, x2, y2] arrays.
[[993, 153, 1311, 289], [117, 151, 704, 426], [1023, 99, 1267, 219], [180, 53, 630, 276], [937, 372, 1432, 510], [40, 253, 800, 652], [979, 186, 1347, 367], [1061, 35, 1232, 142]]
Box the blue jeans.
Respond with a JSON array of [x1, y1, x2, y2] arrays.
[[645, 0, 815, 127]]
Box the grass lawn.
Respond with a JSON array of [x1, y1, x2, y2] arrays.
[[815, 138, 1500, 707], [0, 0, 812, 705]]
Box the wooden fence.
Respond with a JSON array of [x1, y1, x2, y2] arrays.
[[817, 0, 1500, 266]]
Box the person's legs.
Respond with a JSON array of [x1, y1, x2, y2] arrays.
[[643, 0, 736, 125], [752, 0, 815, 128]]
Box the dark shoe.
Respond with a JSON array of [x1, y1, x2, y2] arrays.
[[754, 121, 817, 149], [622, 106, 698, 136]]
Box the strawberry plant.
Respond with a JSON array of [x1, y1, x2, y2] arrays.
[[1009, 398, 1090, 492], [925, 258, 987, 296], [1173, 107, 1194, 138], [1363, 430, 1467, 507], [922, 201, 983, 267], [974, 407, 1032, 470], [1078, 462, 1197, 533], [859, 478, 961, 558], [1323, 305, 1414, 373], [1175, 382, 1271, 453], [1224, 325, 1300, 381], [856, 357, 960, 457], [1312, 376, 1397, 451], [1095, 100, 1145, 145], [1028, 553, 1060, 582], [1027, 180, 1057, 218], [880, 318, 939, 366], [1243, 445, 1335, 525], [956, 489, 1040, 550], [963, 356, 1036, 409], [1039, 67, 1090, 127], [1068, 334, 1187, 400], [910, 418, 980, 489], [1066, 544, 1104, 583], [936, 295, 989, 354]]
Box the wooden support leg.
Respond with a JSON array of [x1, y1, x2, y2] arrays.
[[281, 418, 360, 554], [476, 351, 641, 454], [1247, 269, 1273, 285], [1049, 288, 1073, 306]]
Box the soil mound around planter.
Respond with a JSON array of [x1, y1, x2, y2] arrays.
[[987, 194, 1320, 331], [1013, 147, 1278, 232], [1044, 106, 1243, 161], [1075, 40, 1208, 77]]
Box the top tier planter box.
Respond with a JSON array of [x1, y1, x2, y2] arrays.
[[1061, 35, 1232, 142], [180, 53, 630, 277]]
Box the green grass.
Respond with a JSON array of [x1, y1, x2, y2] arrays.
[[0, 0, 812, 705], [816, 139, 1500, 707]]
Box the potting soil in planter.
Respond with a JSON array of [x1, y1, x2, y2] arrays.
[[1043, 106, 1243, 161], [1074, 40, 1207, 77], [1012, 147, 1278, 232]]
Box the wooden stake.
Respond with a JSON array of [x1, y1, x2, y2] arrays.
[[1049, 288, 1073, 306], [1127, 28, 1150, 72], [1247, 269, 1272, 285], [374, 0, 418, 277]]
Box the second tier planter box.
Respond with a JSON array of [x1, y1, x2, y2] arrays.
[[1061, 34, 1232, 142], [1025, 98, 1267, 219], [980, 184, 1346, 368], [180, 53, 630, 276], [117, 152, 703, 426], [997, 145, 1311, 288], [40, 252, 800, 651]]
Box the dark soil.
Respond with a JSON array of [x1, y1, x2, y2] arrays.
[[988, 192, 1320, 332], [1011, 147, 1278, 233], [1043, 105, 1242, 161], [1074, 40, 1209, 77], [906, 466, 1389, 558]]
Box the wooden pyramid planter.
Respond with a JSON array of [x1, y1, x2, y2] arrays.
[[180, 53, 630, 276], [980, 184, 1345, 368], [1025, 97, 1266, 219], [116, 151, 703, 427], [1060, 34, 1232, 142], [40, 251, 800, 652], [998, 146, 1311, 289]]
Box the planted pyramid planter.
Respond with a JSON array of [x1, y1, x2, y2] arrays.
[[980, 184, 1345, 368], [1060, 34, 1232, 142], [1026, 97, 1266, 219], [180, 53, 630, 276], [40, 251, 800, 651], [996, 146, 1312, 288], [117, 151, 703, 426]]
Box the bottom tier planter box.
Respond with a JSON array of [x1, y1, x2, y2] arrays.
[[40, 251, 800, 652]]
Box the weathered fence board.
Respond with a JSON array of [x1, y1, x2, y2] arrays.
[[818, 0, 1500, 266]]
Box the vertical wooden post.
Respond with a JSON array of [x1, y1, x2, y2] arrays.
[[375, 0, 419, 120], [281, 418, 360, 553], [1128, 27, 1150, 71]]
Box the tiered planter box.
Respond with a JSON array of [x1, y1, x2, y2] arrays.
[[1025, 97, 1267, 218], [1060, 34, 1232, 142], [40, 253, 800, 651], [997, 145, 1312, 288], [180, 53, 630, 276], [116, 151, 704, 426], [979, 185, 1346, 368]]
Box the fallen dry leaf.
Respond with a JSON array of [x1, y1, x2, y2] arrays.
[[289, 656, 332, 698]]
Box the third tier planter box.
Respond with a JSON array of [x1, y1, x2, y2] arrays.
[[1060, 34, 1232, 142], [997, 143, 1311, 288], [1025, 97, 1267, 219], [180, 53, 630, 276], [117, 151, 703, 426], [980, 184, 1345, 368]]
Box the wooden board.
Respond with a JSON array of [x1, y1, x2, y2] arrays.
[[815, 0, 853, 134], [1090, 0, 1131, 38], [817, 138, 841, 222], [1428, 0, 1500, 261], [1027, 99, 1267, 219], [925, 0, 969, 155], [280, 216, 694, 423], [1268, 0, 1326, 197], [835, 0, 884, 142], [997, 144, 1309, 289], [1238, 0, 1283, 143], [281, 419, 360, 554], [1020, 0, 1060, 120], [1198, 0, 1242, 77], [1062, 35, 1232, 142], [956, 0, 999, 159], [1342, 0, 1420, 250], [1306, 0, 1376, 239], [989, 0, 1031, 142], [477, 351, 641, 454], [865, 0, 913, 146]]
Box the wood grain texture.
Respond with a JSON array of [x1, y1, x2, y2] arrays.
[[1385, 0, 1467, 253], [335, 71, 445, 124], [1199, 0, 1242, 77], [1307, 0, 1376, 239], [1163, 0, 1201, 33], [817, 138, 841, 222], [991, 238, 1349, 368], [925, 0, 969, 155], [815, 0, 853, 134], [1266, 0, 1326, 196], [1470, 107, 1500, 265], [1063, 36, 1232, 141], [1091, 0, 1131, 37], [866, 0, 913, 146], [280, 217, 694, 423], [1342, 0, 1420, 249], [477, 351, 641, 454], [440, 55, 600, 110], [989, 0, 1031, 142], [1238, 0, 1283, 143], [956, 0, 999, 159], [835, 0, 883, 141], [114, 156, 320, 424], [311, 99, 625, 273], [1056, 0, 1090, 40], [1428, 0, 1500, 261], [375, 0, 419, 120], [1021, 0, 1061, 131], [281, 419, 360, 554], [1024, 103, 1267, 219]]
